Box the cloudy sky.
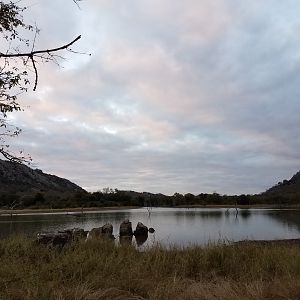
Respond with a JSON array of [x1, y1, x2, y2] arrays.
[[4, 0, 300, 195]]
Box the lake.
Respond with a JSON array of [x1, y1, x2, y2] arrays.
[[0, 207, 300, 247]]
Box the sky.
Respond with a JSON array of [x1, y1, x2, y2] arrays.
[[3, 0, 300, 195]]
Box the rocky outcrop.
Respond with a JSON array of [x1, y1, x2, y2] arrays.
[[265, 171, 300, 195], [36, 221, 154, 247], [86, 223, 114, 240], [37, 232, 71, 247], [119, 219, 133, 236], [37, 228, 88, 246], [0, 159, 84, 194]]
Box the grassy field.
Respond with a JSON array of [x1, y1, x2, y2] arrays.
[[0, 236, 299, 300]]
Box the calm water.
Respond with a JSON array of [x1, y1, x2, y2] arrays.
[[0, 207, 299, 247]]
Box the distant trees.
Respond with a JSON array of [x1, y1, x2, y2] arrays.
[[0, 1, 81, 163], [1, 188, 299, 210], [236, 194, 250, 205]]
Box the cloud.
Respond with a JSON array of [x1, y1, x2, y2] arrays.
[[5, 0, 300, 194]]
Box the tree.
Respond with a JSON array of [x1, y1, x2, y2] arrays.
[[0, 1, 81, 163]]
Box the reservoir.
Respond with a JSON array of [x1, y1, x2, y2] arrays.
[[0, 207, 299, 247]]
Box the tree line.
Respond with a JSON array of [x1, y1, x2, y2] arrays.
[[0, 189, 299, 209]]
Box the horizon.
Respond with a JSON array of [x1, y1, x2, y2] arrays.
[[0, 157, 286, 196], [4, 0, 300, 195]]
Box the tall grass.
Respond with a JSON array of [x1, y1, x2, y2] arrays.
[[0, 235, 299, 299]]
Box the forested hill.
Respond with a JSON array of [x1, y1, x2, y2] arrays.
[[0, 159, 84, 194], [265, 171, 300, 195], [0, 158, 299, 209]]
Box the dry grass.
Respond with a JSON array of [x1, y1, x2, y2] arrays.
[[0, 235, 299, 299]]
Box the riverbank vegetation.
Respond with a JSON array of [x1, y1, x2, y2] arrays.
[[0, 235, 299, 299], [1, 188, 300, 210]]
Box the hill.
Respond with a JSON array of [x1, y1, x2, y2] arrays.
[[265, 171, 300, 195], [0, 159, 84, 194]]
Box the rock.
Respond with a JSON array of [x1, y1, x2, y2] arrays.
[[58, 228, 87, 240], [86, 223, 114, 240], [72, 228, 87, 239], [37, 228, 88, 246], [148, 227, 155, 234], [134, 222, 148, 236], [134, 222, 148, 246], [102, 223, 113, 236], [119, 219, 133, 236], [87, 227, 102, 239], [135, 234, 148, 246], [119, 235, 133, 245], [37, 232, 71, 247], [51, 233, 71, 246], [58, 229, 73, 237], [36, 233, 52, 244], [86, 227, 102, 239]]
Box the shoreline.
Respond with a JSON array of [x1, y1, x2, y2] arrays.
[[0, 206, 141, 216], [234, 238, 300, 246], [1, 204, 300, 216]]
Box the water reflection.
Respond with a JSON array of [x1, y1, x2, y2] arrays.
[[173, 209, 223, 219], [135, 233, 148, 247], [240, 209, 251, 219], [119, 235, 133, 245], [118, 234, 149, 247], [0, 211, 131, 239], [267, 210, 300, 231], [0, 208, 299, 246]]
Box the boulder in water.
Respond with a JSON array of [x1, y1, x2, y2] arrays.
[[87, 223, 114, 240], [58, 228, 87, 240], [119, 219, 133, 236], [134, 222, 148, 236], [119, 235, 133, 245], [135, 234, 148, 246], [148, 227, 155, 234], [102, 223, 113, 236]]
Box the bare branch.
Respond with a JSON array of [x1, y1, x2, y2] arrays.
[[0, 147, 31, 164], [73, 0, 82, 9], [0, 35, 81, 58], [0, 1, 83, 164], [30, 55, 38, 91]]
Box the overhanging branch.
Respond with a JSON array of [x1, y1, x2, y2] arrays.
[[0, 35, 81, 58], [30, 55, 38, 91], [0, 35, 81, 91]]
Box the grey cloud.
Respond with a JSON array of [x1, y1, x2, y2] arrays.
[[7, 0, 300, 194]]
